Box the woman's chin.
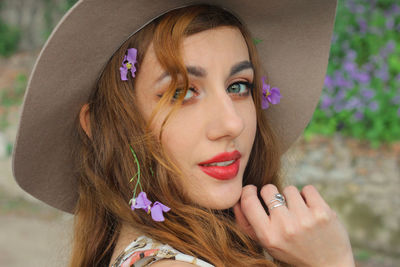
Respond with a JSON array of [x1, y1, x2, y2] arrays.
[[198, 189, 242, 210]]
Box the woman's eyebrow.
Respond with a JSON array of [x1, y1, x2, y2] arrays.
[[155, 60, 253, 85]]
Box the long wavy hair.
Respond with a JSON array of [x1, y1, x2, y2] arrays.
[[69, 4, 287, 267]]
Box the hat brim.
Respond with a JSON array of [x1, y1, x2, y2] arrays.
[[12, 0, 337, 213]]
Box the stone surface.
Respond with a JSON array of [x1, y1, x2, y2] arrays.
[[283, 135, 400, 257]]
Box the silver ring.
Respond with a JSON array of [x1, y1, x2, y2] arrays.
[[267, 193, 286, 210], [267, 193, 286, 204], [270, 202, 286, 210]]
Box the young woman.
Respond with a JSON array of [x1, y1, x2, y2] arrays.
[[12, 1, 355, 266]]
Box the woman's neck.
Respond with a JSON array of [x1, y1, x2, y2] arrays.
[[109, 223, 143, 266]]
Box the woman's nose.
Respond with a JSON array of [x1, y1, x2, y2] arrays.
[[205, 92, 245, 141]]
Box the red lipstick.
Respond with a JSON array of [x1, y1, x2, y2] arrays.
[[198, 150, 242, 180]]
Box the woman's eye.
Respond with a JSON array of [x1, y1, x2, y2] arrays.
[[227, 81, 253, 97], [157, 81, 253, 104], [172, 87, 198, 103]]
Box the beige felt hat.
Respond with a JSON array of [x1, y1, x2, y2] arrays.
[[12, 0, 338, 213]]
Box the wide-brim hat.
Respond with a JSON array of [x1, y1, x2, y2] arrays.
[[12, 0, 337, 214]]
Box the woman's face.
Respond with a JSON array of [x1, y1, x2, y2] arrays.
[[134, 26, 257, 209]]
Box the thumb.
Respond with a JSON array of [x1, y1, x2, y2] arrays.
[[233, 202, 258, 241]]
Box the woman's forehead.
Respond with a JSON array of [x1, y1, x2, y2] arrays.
[[139, 27, 251, 85]]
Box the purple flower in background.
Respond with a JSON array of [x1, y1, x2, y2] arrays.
[[346, 50, 357, 61], [369, 101, 379, 111], [324, 76, 334, 90], [344, 61, 357, 73], [354, 111, 364, 121], [334, 102, 346, 113], [331, 33, 338, 43], [392, 4, 400, 15], [346, 97, 362, 110], [393, 95, 400, 105], [321, 96, 334, 109], [334, 71, 354, 89], [361, 88, 375, 100], [357, 18, 367, 33], [362, 63, 374, 73], [120, 48, 137, 81], [336, 88, 346, 100], [376, 65, 389, 82], [150, 202, 171, 222], [386, 18, 395, 31], [355, 72, 371, 84], [131, 191, 152, 212], [355, 5, 365, 13], [261, 76, 281, 109], [380, 41, 395, 58]]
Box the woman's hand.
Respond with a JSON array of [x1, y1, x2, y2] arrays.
[[233, 184, 355, 267]]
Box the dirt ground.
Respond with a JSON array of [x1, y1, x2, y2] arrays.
[[0, 194, 72, 266]]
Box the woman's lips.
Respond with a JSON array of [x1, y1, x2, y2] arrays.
[[198, 150, 241, 165], [198, 150, 242, 180], [198, 158, 240, 180]]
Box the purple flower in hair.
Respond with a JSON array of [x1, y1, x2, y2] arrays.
[[120, 48, 137, 81], [130, 191, 170, 222], [151, 202, 171, 222], [261, 76, 281, 109], [131, 191, 152, 213]]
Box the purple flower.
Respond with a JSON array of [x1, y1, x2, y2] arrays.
[[354, 111, 364, 121], [334, 71, 353, 88], [355, 72, 370, 84], [346, 97, 362, 110], [360, 88, 375, 100], [357, 18, 367, 33], [393, 95, 400, 105], [324, 76, 334, 91], [130, 191, 171, 222], [346, 50, 357, 61], [386, 18, 395, 31], [321, 96, 333, 109], [132, 191, 152, 212], [151, 202, 171, 222], [376, 65, 389, 82], [120, 48, 137, 81], [344, 61, 357, 73], [369, 101, 379, 111], [362, 63, 374, 73], [261, 76, 281, 109]]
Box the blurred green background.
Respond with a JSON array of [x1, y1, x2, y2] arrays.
[[0, 0, 399, 266]]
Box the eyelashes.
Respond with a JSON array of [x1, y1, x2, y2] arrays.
[[158, 81, 254, 104]]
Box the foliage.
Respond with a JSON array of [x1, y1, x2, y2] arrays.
[[0, 73, 27, 130], [0, 18, 21, 57], [62, 0, 79, 12], [305, 0, 400, 147]]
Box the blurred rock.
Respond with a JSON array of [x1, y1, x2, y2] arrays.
[[283, 135, 400, 256]]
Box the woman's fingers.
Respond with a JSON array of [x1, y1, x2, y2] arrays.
[[260, 184, 290, 219], [239, 185, 271, 240], [238, 184, 355, 266], [283, 185, 309, 214], [300, 185, 330, 209], [301, 185, 335, 223], [233, 202, 258, 241]]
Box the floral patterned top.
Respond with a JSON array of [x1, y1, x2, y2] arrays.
[[111, 235, 214, 267]]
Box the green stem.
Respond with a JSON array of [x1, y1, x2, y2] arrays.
[[130, 145, 141, 197]]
